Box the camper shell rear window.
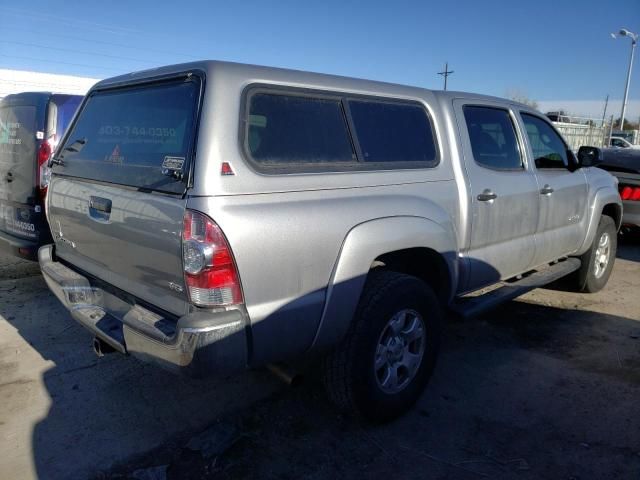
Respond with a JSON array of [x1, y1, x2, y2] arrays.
[[53, 76, 201, 194]]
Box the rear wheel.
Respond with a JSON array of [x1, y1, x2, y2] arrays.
[[576, 215, 617, 293], [322, 270, 441, 423]]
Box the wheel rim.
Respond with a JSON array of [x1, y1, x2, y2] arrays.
[[593, 232, 611, 279], [374, 309, 426, 394]]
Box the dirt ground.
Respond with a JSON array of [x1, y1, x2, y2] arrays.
[[1, 238, 639, 480]]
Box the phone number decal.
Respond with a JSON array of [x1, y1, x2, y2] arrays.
[[98, 126, 177, 137]]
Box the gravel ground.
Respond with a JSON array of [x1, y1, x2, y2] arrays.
[[1, 238, 639, 480]]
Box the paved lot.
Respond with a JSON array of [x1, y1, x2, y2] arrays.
[[0, 241, 639, 479], [0, 254, 279, 480]]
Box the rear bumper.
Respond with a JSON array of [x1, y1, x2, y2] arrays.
[[0, 229, 39, 261], [38, 244, 248, 377]]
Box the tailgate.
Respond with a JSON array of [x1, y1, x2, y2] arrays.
[[48, 75, 202, 316], [48, 177, 189, 315]]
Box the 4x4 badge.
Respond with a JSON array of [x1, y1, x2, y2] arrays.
[[168, 282, 183, 293]]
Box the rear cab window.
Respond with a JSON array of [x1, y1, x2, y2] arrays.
[[243, 86, 439, 173], [54, 76, 201, 194]]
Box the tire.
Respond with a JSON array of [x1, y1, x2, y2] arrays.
[[322, 270, 442, 423], [576, 215, 617, 293]]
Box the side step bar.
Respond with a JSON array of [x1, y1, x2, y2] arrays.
[[451, 258, 581, 319]]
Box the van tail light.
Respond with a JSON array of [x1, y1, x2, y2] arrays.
[[620, 185, 640, 201], [37, 140, 52, 199], [182, 210, 243, 307]]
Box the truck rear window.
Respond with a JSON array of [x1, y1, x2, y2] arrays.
[[54, 79, 200, 194]]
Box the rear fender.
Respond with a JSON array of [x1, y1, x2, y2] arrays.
[[310, 216, 458, 351]]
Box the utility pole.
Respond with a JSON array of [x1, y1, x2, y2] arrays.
[[438, 62, 454, 91], [601, 94, 609, 127], [608, 114, 614, 145]]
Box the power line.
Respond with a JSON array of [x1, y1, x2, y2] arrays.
[[0, 54, 124, 74], [0, 25, 201, 60], [0, 7, 138, 35], [0, 40, 158, 65]]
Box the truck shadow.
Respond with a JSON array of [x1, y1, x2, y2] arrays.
[[206, 301, 640, 480], [617, 235, 640, 262]]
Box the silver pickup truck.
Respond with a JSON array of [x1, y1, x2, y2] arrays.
[[40, 61, 622, 422]]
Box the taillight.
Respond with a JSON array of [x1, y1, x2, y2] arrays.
[[620, 185, 640, 201], [182, 210, 243, 307], [37, 140, 52, 198]]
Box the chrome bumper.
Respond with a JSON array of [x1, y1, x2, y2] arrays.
[[38, 245, 248, 377]]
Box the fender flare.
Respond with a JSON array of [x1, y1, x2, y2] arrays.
[[309, 216, 458, 351], [576, 187, 622, 256]]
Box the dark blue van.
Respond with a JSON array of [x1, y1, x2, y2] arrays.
[[0, 92, 83, 260]]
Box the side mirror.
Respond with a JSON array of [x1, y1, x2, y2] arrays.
[[577, 146, 603, 168], [567, 150, 580, 172]]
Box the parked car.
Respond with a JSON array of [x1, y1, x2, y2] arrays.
[[599, 147, 640, 230], [0, 92, 83, 260], [39, 61, 621, 421], [609, 136, 640, 149]]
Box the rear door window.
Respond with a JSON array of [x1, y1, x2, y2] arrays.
[[0, 105, 37, 164], [247, 93, 355, 166], [54, 78, 200, 194], [347, 100, 438, 166], [463, 106, 523, 170]]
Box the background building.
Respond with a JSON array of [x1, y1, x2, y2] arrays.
[[0, 69, 99, 99]]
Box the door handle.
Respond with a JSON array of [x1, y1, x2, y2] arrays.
[[88, 196, 112, 222], [477, 189, 497, 202], [5, 172, 13, 183], [89, 196, 112, 213], [540, 185, 554, 195]]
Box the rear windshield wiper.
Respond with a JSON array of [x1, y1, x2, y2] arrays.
[[62, 137, 87, 154], [54, 137, 87, 165]]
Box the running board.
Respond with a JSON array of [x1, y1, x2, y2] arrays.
[[451, 258, 581, 319]]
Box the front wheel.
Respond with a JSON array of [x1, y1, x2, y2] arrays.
[[576, 215, 617, 293], [322, 271, 442, 423]]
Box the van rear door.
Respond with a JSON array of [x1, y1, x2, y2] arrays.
[[47, 75, 202, 316], [0, 98, 42, 241]]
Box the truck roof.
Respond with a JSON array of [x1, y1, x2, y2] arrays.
[[91, 60, 533, 110]]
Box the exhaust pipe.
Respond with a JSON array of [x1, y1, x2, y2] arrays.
[[93, 337, 116, 357], [267, 363, 302, 387]]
